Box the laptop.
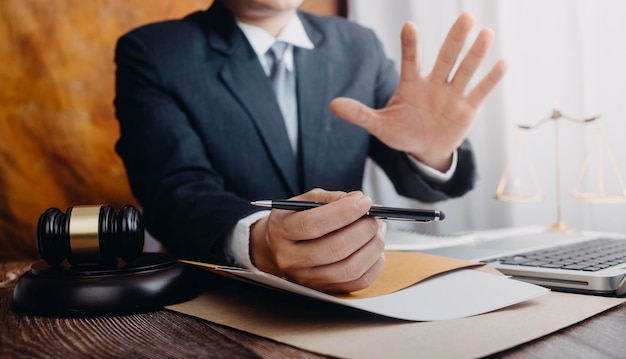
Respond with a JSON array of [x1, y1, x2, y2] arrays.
[[387, 227, 626, 296]]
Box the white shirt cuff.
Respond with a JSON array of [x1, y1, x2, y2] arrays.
[[223, 210, 270, 269], [408, 150, 458, 183]]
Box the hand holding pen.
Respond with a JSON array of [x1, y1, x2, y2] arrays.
[[248, 189, 387, 294]]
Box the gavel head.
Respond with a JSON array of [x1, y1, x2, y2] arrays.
[[36, 205, 145, 266]]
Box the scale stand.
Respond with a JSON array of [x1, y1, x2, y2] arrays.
[[495, 107, 626, 233]]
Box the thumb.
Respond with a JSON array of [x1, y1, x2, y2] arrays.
[[330, 97, 380, 133]]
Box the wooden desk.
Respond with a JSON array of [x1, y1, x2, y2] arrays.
[[2, 261, 626, 359]]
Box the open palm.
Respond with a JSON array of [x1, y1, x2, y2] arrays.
[[331, 13, 508, 172]]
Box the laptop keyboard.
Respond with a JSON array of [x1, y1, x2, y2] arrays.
[[485, 238, 626, 272]]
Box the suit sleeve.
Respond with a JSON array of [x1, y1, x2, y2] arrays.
[[114, 31, 259, 264]]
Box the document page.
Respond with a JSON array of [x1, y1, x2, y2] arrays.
[[183, 251, 548, 321]]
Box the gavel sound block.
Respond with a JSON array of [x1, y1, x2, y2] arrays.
[[12, 205, 197, 316]]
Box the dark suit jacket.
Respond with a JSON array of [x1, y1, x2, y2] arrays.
[[114, 1, 477, 263]]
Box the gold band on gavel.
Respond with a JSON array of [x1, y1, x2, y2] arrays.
[[69, 205, 102, 263]]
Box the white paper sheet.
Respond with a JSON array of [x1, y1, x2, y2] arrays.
[[218, 267, 548, 321]]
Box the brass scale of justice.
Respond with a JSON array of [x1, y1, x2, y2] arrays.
[[494, 107, 626, 232]]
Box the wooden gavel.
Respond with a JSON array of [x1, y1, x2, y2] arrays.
[[36, 204, 144, 266]]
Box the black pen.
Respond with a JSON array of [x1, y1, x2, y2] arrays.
[[250, 200, 445, 222]]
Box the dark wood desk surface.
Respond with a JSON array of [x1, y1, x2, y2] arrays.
[[2, 261, 626, 359]]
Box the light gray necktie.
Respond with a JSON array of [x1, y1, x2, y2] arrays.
[[266, 41, 298, 155]]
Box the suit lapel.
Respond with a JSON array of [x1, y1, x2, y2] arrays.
[[210, 24, 300, 194], [204, 6, 334, 194], [296, 17, 333, 191]]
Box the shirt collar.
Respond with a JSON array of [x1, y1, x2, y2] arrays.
[[276, 14, 315, 50], [236, 14, 315, 72]]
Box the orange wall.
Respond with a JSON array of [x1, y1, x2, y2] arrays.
[[0, 0, 345, 261]]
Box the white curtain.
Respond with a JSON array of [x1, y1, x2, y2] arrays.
[[351, 0, 626, 235]]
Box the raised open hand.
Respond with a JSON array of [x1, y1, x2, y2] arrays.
[[330, 12, 508, 172]]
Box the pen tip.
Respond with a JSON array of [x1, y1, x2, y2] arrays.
[[438, 211, 446, 221], [250, 200, 272, 208]]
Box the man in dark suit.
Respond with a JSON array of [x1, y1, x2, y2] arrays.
[[114, 0, 507, 293]]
